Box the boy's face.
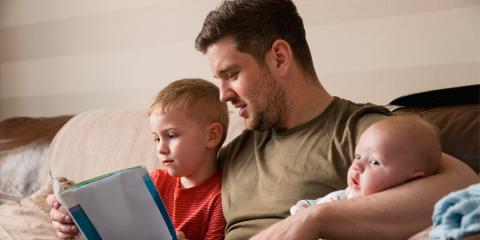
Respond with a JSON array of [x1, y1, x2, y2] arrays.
[[149, 110, 211, 180], [347, 124, 418, 197], [206, 36, 287, 131]]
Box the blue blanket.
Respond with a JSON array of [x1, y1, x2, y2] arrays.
[[429, 183, 480, 239]]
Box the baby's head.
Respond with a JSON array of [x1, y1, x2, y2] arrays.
[[148, 79, 229, 178], [347, 115, 441, 197]]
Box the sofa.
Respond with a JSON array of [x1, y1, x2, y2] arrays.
[[0, 87, 478, 239]]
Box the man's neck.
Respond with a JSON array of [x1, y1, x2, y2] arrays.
[[283, 76, 333, 129]]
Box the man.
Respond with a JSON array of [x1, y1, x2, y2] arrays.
[[48, 0, 478, 239], [195, 0, 478, 239]]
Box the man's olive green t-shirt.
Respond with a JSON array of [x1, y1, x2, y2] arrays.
[[218, 97, 390, 240]]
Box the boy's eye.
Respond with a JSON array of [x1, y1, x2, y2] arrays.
[[167, 132, 178, 139], [369, 160, 380, 166]]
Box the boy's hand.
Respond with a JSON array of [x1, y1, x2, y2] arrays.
[[46, 193, 79, 239], [176, 231, 189, 240]]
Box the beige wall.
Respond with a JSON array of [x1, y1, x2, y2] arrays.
[[0, 0, 479, 120]]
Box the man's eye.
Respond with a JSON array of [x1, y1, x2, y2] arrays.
[[226, 72, 238, 80], [369, 160, 380, 166]]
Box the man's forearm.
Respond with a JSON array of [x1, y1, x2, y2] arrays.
[[309, 154, 479, 239]]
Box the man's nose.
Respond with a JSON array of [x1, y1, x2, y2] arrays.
[[219, 81, 234, 102]]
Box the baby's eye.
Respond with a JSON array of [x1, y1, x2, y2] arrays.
[[355, 154, 361, 160], [369, 160, 380, 166]]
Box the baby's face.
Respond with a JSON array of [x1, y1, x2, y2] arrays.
[[347, 125, 418, 197]]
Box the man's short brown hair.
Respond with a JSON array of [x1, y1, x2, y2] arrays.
[[195, 0, 317, 80]]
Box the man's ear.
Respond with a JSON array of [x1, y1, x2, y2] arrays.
[[267, 39, 293, 77], [206, 122, 223, 149]]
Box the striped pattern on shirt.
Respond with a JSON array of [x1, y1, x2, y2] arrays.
[[150, 169, 225, 240]]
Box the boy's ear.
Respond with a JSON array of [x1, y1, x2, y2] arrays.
[[206, 122, 223, 149], [266, 39, 292, 77]]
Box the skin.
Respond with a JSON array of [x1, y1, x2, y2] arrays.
[[347, 121, 427, 197], [149, 109, 220, 188], [206, 36, 333, 131], [47, 109, 222, 239], [205, 37, 479, 239]]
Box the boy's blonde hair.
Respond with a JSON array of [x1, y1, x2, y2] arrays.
[[148, 78, 229, 146]]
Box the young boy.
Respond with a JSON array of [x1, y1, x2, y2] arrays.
[[291, 115, 441, 214], [148, 78, 228, 240], [47, 78, 228, 240]]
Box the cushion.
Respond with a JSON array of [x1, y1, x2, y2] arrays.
[[41, 110, 161, 186], [394, 104, 479, 173]]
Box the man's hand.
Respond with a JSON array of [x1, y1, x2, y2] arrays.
[[251, 209, 320, 240], [46, 193, 79, 240]]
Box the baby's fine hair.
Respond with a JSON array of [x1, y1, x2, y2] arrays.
[[149, 78, 229, 145], [379, 114, 442, 176]]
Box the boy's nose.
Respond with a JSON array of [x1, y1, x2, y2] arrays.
[[158, 144, 169, 155], [159, 149, 169, 155]]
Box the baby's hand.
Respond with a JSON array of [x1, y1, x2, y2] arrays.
[[289, 200, 313, 215]]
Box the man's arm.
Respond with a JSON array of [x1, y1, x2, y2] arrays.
[[252, 154, 480, 240]]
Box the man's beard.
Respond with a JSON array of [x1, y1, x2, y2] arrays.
[[246, 71, 288, 131]]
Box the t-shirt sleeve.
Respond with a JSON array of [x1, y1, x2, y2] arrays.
[[203, 193, 226, 240]]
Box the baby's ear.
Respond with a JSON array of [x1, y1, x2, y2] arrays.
[[206, 122, 223, 149], [409, 171, 425, 181]]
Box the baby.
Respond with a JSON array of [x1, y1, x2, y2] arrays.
[[291, 115, 441, 214]]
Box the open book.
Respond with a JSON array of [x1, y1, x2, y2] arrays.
[[50, 166, 177, 240]]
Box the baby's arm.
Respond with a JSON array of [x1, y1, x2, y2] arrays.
[[290, 199, 316, 215], [290, 189, 348, 215]]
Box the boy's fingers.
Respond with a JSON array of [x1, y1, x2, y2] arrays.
[[46, 194, 59, 208], [176, 231, 186, 239], [52, 221, 79, 239], [52, 221, 78, 234], [50, 207, 68, 222]]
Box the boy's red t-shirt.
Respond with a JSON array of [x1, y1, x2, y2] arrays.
[[150, 169, 225, 240]]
